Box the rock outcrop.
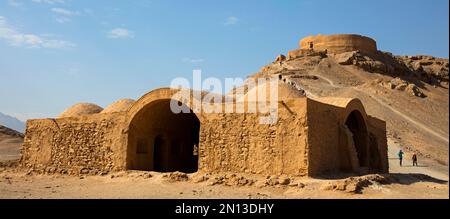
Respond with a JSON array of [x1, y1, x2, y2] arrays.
[[397, 55, 449, 83], [379, 78, 426, 97], [333, 51, 448, 87]]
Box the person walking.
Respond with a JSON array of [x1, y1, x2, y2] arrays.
[[412, 153, 418, 166], [398, 149, 404, 166]]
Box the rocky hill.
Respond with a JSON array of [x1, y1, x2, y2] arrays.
[[0, 125, 23, 162], [0, 125, 24, 138]]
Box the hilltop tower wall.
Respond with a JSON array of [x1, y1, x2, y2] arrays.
[[299, 34, 378, 54]]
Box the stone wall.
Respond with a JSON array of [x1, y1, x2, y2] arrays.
[[300, 34, 378, 54], [20, 113, 127, 174], [198, 99, 309, 176]]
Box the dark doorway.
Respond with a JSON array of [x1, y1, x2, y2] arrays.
[[153, 135, 168, 171], [127, 99, 200, 173], [345, 110, 369, 167]]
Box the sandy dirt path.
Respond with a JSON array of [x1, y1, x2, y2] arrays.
[[387, 138, 449, 181]]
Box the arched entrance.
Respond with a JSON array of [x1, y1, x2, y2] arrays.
[[127, 98, 200, 173], [344, 110, 369, 168]]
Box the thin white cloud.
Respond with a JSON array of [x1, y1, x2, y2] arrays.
[[224, 16, 239, 26], [8, 0, 23, 7], [182, 57, 205, 63], [51, 8, 80, 16], [107, 28, 134, 39], [55, 17, 71, 23], [51, 8, 81, 24], [32, 0, 65, 4], [0, 16, 75, 49]]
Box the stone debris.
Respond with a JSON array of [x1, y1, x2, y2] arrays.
[[297, 182, 306, 188], [320, 174, 390, 193], [203, 174, 255, 187], [126, 171, 153, 179], [191, 172, 209, 183], [405, 84, 425, 97], [163, 171, 189, 182], [278, 176, 291, 185]]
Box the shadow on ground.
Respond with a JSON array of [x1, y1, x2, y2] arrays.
[[313, 172, 447, 185], [388, 173, 448, 185]]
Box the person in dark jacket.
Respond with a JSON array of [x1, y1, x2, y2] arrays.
[[412, 153, 418, 166], [398, 149, 404, 166]]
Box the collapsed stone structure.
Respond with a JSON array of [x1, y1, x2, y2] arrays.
[[20, 34, 389, 177]]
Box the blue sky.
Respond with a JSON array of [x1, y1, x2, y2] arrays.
[[0, 0, 449, 121]]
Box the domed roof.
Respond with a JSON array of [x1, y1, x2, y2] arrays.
[[101, 98, 135, 114], [236, 80, 305, 102], [58, 103, 103, 118]]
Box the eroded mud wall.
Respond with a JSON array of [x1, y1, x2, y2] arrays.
[[367, 116, 389, 173], [306, 99, 343, 176], [198, 99, 309, 176], [20, 113, 127, 174]]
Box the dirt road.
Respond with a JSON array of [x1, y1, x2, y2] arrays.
[[387, 138, 449, 181]]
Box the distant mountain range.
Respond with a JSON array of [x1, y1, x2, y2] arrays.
[[0, 112, 25, 133]]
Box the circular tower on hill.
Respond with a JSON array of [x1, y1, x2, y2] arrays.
[[300, 34, 378, 54]]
